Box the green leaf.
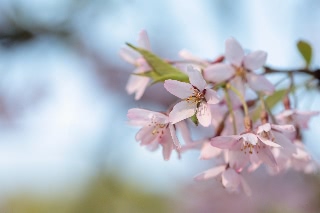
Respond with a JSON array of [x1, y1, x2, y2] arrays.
[[135, 71, 189, 84], [251, 89, 288, 122], [297, 40, 312, 67], [126, 43, 189, 82], [134, 70, 161, 79], [152, 73, 189, 84], [190, 114, 199, 126]]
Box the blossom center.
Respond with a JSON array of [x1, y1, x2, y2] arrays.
[[235, 66, 246, 79], [148, 116, 168, 136], [240, 139, 265, 154], [186, 87, 205, 105], [259, 131, 275, 142]]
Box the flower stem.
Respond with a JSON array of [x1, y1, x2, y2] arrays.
[[229, 85, 249, 117], [224, 88, 237, 134], [258, 92, 277, 124]]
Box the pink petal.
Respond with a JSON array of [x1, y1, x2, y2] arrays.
[[246, 73, 275, 94], [169, 101, 196, 124], [241, 133, 258, 145], [159, 130, 173, 161], [164, 80, 194, 99], [187, 66, 207, 91], [228, 77, 244, 108], [229, 150, 249, 170], [272, 131, 296, 155], [225, 38, 244, 67], [247, 160, 262, 173], [292, 143, 309, 160], [293, 111, 319, 129], [243, 50, 267, 70], [126, 73, 149, 100], [175, 121, 192, 144], [169, 123, 181, 149], [136, 126, 157, 145], [257, 135, 281, 147], [204, 89, 220, 104], [240, 176, 252, 196], [200, 141, 222, 160], [179, 49, 209, 66], [127, 108, 168, 125], [146, 140, 159, 151], [138, 30, 151, 50], [221, 169, 241, 192], [119, 47, 139, 64], [210, 135, 240, 149], [194, 165, 225, 181], [271, 124, 295, 133], [203, 64, 235, 83], [257, 147, 277, 168], [257, 123, 271, 134], [197, 102, 212, 127]]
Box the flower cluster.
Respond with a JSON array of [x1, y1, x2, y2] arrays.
[[121, 30, 319, 195]]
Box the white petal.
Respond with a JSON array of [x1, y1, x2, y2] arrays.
[[138, 30, 151, 50], [204, 89, 220, 104], [241, 133, 258, 145], [194, 165, 225, 181], [169, 101, 196, 124], [210, 135, 240, 149], [222, 169, 241, 192], [164, 80, 194, 99], [257, 123, 271, 134], [197, 102, 212, 127], [203, 64, 235, 83], [243, 50, 267, 70], [271, 124, 295, 133], [187, 66, 207, 91], [225, 38, 244, 66], [246, 73, 275, 94], [257, 135, 281, 147]]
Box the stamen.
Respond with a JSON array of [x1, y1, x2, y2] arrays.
[[186, 88, 205, 105]]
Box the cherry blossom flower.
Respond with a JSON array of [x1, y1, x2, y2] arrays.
[[270, 139, 318, 174], [164, 66, 220, 127], [194, 165, 251, 196], [210, 123, 295, 170], [276, 109, 319, 129], [199, 140, 223, 160], [290, 142, 318, 173], [120, 30, 151, 100], [127, 108, 181, 160], [203, 38, 274, 94]]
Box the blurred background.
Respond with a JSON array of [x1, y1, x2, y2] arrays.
[[0, 0, 319, 212]]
